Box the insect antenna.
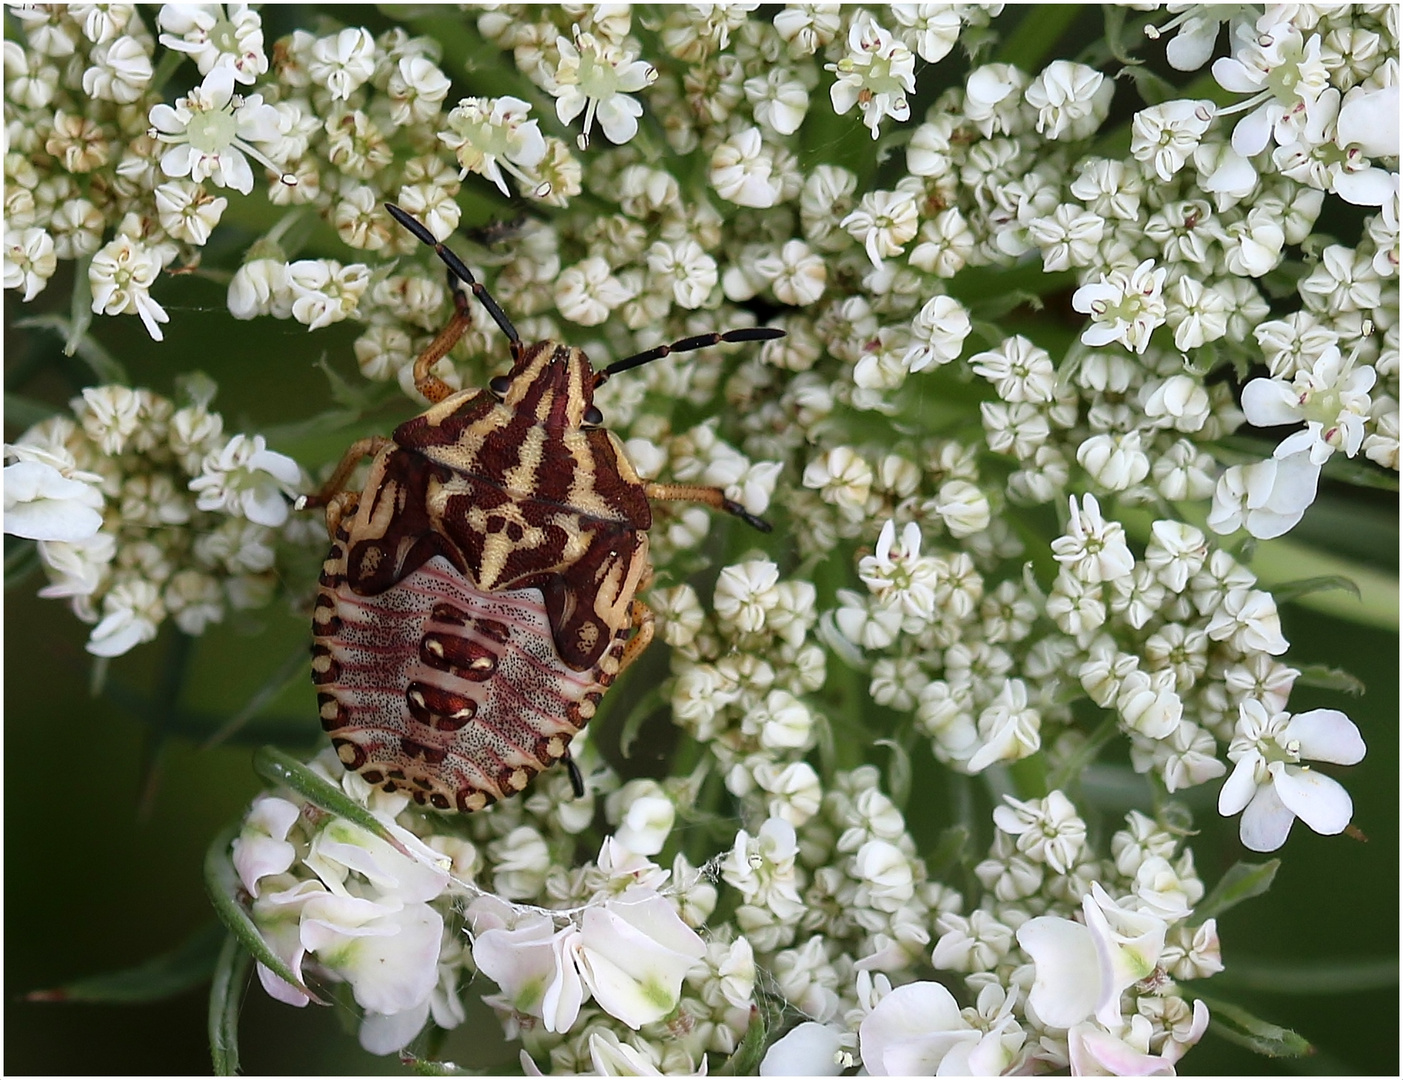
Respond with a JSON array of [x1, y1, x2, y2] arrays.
[[594, 326, 786, 386], [384, 203, 521, 350]]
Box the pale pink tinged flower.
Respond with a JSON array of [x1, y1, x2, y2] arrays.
[[551, 29, 654, 149], [1130, 99, 1215, 182], [36, 532, 115, 607], [710, 126, 783, 208], [1053, 493, 1135, 584], [1334, 83, 1399, 206], [307, 26, 376, 101], [1219, 700, 1365, 852], [3, 460, 104, 541], [858, 980, 979, 1075], [303, 816, 451, 903], [286, 260, 370, 331], [967, 679, 1041, 773], [231, 795, 300, 897], [148, 64, 286, 194], [1066, 1002, 1209, 1075], [1213, 25, 1330, 158], [759, 1021, 846, 1076], [1025, 60, 1113, 141], [4, 227, 58, 301], [584, 1030, 669, 1075], [1207, 452, 1321, 540], [576, 889, 706, 1029], [964, 63, 1029, 138], [81, 34, 153, 104], [1152, 7, 1233, 72], [87, 578, 165, 657], [555, 255, 634, 325], [472, 913, 585, 1033], [227, 257, 290, 319], [745, 68, 810, 136], [1018, 882, 1167, 1030], [299, 894, 443, 1018]]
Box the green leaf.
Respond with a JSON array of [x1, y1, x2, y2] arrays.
[[1120, 64, 1179, 106], [717, 1006, 773, 1076], [1193, 859, 1280, 925], [876, 738, 912, 810], [1101, 4, 1139, 65], [1214, 955, 1398, 995], [24, 921, 226, 1003], [616, 684, 665, 759], [1269, 574, 1362, 604], [925, 824, 971, 878], [202, 644, 311, 749], [252, 745, 418, 860], [1191, 992, 1313, 1058], [13, 313, 128, 382], [258, 405, 372, 450], [208, 932, 248, 1076], [400, 1052, 482, 1075], [1046, 714, 1119, 793], [202, 822, 325, 1005], [315, 355, 381, 410], [4, 393, 60, 429], [1294, 663, 1366, 696], [66, 253, 95, 357], [5, 537, 42, 591], [1320, 454, 1400, 491]]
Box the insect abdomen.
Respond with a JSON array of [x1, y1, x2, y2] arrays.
[[312, 535, 615, 811]]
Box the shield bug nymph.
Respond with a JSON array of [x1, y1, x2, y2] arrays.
[[301, 203, 782, 812]]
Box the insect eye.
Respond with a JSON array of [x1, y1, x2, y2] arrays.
[[583, 405, 604, 426], [489, 375, 511, 397]]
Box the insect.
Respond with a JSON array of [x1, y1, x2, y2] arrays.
[[302, 203, 782, 812]]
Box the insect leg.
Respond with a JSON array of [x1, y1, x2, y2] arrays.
[[615, 598, 656, 677], [563, 750, 586, 799], [411, 274, 474, 403], [299, 435, 393, 509], [384, 203, 523, 360], [297, 435, 393, 538], [643, 482, 773, 533]]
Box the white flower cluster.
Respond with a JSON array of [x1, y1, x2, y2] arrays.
[[4, 382, 303, 656], [6, 3, 1392, 1075], [767, 793, 1222, 1076]]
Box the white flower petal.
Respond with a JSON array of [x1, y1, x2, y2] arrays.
[[859, 980, 975, 1075], [1238, 779, 1296, 851], [1282, 709, 1366, 765], [1271, 765, 1354, 837], [760, 1021, 845, 1076]]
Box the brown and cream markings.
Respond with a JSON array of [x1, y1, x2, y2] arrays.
[[302, 204, 781, 811]]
